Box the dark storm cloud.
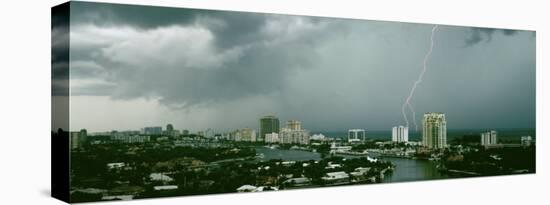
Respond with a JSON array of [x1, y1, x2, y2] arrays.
[[464, 27, 519, 46], [69, 1, 348, 107], [68, 2, 536, 131], [70, 1, 270, 49], [52, 3, 70, 96]]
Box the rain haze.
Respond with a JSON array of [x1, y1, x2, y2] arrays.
[[58, 2, 536, 133]]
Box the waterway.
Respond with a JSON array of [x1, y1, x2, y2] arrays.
[[255, 147, 450, 183]]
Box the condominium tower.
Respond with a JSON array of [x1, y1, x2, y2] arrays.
[[392, 126, 409, 143], [481, 130, 498, 146], [422, 113, 447, 149]]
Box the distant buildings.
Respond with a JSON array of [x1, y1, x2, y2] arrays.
[[70, 132, 80, 150], [142, 127, 162, 135], [70, 129, 87, 150], [392, 126, 408, 143], [203, 128, 215, 138], [422, 113, 447, 149], [330, 142, 352, 154], [310, 133, 326, 141], [111, 135, 151, 143], [265, 132, 279, 143], [259, 116, 280, 142], [481, 130, 498, 146], [521, 136, 533, 147], [348, 129, 366, 143], [279, 120, 310, 144], [166, 124, 174, 134], [230, 128, 257, 142]]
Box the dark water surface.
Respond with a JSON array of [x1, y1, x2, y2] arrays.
[[255, 147, 450, 183]]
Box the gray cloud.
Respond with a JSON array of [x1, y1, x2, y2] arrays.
[[67, 2, 535, 132], [464, 27, 520, 46], [70, 11, 347, 109]]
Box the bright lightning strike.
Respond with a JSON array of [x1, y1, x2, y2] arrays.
[[402, 25, 439, 131]]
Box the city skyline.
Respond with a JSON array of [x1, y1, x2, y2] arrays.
[[68, 111, 535, 134], [51, 2, 537, 203], [56, 2, 536, 132]]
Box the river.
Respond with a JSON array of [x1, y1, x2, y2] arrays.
[[255, 147, 450, 183]]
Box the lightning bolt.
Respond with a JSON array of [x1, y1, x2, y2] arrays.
[[402, 25, 439, 131]]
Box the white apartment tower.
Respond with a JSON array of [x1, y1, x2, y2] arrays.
[[392, 126, 409, 142], [481, 130, 498, 146]]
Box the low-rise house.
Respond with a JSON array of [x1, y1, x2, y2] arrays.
[[107, 162, 126, 171], [350, 167, 371, 177], [282, 177, 312, 187], [325, 162, 342, 169], [322, 171, 350, 185], [149, 173, 174, 182], [254, 186, 279, 192], [236, 185, 257, 192], [153, 185, 178, 191]]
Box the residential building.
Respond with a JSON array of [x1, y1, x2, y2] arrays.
[[322, 171, 350, 185], [265, 132, 279, 143], [481, 130, 498, 146], [110, 135, 151, 143], [279, 121, 310, 145], [233, 128, 257, 142], [392, 126, 409, 142], [422, 112, 447, 149], [287, 120, 302, 130], [348, 129, 366, 143]]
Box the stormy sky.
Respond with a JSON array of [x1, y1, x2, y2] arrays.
[[61, 2, 536, 133]]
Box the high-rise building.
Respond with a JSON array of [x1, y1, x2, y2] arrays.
[[79, 129, 87, 145], [70, 132, 80, 150], [481, 130, 498, 146], [279, 120, 310, 144], [70, 129, 88, 150], [259, 115, 280, 142], [392, 126, 408, 142], [287, 120, 302, 130], [422, 113, 447, 149], [166, 124, 174, 135], [348, 129, 366, 143]]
